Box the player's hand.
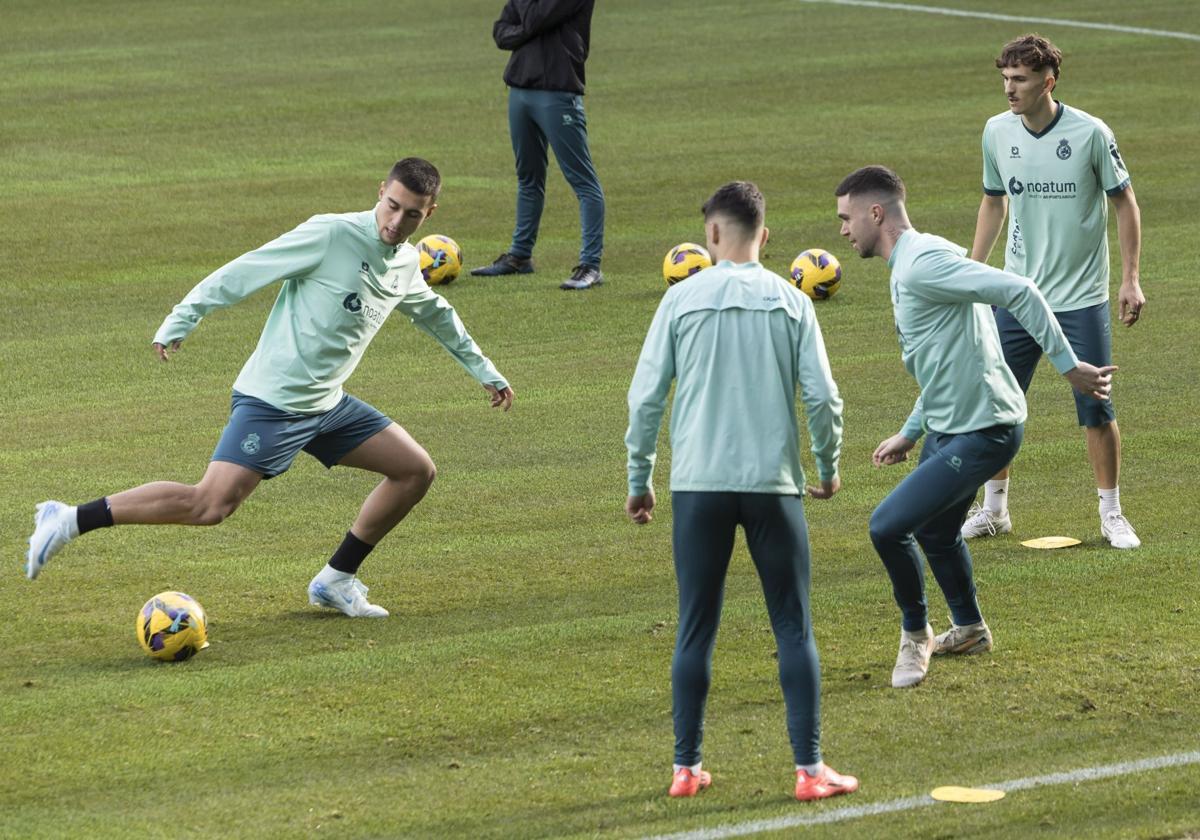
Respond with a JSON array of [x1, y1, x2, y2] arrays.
[[806, 475, 841, 499], [1065, 363, 1116, 400], [626, 489, 655, 524], [485, 384, 514, 411], [153, 340, 182, 362], [873, 434, 916, 467], [1118, 281, 1145, 327]]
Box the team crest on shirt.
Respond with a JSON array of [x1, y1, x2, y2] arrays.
[[1056, 139, 1072, 160]]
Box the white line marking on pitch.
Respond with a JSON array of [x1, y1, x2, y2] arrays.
[[795, 0, 1200, 42], [641, 750, 1200, 840]]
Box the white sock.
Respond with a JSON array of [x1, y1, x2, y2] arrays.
[[313, 564, 353, 585], [797, 762, 824, 776], [65, 505, 81, 539], [1098, 487, 1121, 519], [983, 479, 1009, 515], [902, 624, 932, 642], [673, 762, 702, 774]]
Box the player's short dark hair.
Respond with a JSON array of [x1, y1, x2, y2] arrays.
[[834, 165, 907, 202], [996, 33, 1063, 80], [701, 181, 765, 233], [387, 157, 441, 197]]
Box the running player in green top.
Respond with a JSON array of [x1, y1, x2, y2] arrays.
[[962, 34, 1145, 549], [25, 159, 515, 617]]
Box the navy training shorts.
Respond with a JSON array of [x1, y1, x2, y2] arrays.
[[211, 391, 392, 478], [994, 300, 1116, 428]]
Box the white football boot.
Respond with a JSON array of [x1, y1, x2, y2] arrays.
[[933, 620, 993, 655], [26, 501, 79, 579], [892, 624, 934, 688], [960, 504, 1011, 539], [308, 575, 389, 618], [1101, 512, 1141, 549]]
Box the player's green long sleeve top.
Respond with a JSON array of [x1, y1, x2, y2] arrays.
[[153, 210, 508, 414], [889, 229, 1079, 441], [625, 260, 843, 497]]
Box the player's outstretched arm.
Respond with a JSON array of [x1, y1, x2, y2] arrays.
[[1064, 363, 1116, 401], [484, 383, 515, 411], [873, 434, 915, 467]]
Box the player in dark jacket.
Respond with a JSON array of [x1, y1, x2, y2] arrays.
[[470, 0, 606, 291]]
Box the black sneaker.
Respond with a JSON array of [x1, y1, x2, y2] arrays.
[[469, 253, 535, 276], [560, 264, 603, 290]]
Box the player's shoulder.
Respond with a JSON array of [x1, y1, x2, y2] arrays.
[[299, 210, 374, 239], [668, 263, 807, 314], [1059, 103, 1115, 137], [983, 110, 1020, 133], [901, 231, 967, 272]]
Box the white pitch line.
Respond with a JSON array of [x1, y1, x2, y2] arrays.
[[794, 0, 1200, 42], [641, 750, 1200, 840]]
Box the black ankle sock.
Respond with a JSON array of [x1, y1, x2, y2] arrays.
[[327, 531, 375, 575], [77, 498, 114, 535]]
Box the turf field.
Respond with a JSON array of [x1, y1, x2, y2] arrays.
[[2, 0, 1199, 837]]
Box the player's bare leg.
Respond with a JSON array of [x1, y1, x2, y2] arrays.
[[109, 461, 262, 526], [26, 461, 261, 579], [1086, 420, 1120, 489], [339, 423, 437, 544], [308, 423, 436, 617]]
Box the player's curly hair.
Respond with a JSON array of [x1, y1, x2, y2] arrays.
[[387, 157, 442, 198], [996, 33, 1063, 80], [701, 181, 765, 233]]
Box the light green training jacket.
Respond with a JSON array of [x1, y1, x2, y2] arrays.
[[626, 260, 843, 497], [889, 229, 1078, 441], [153, 210, 507, 414]]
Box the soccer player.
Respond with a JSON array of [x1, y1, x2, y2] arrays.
[[469, 0, 606, 290], [834, 166, 1114, 688], [25, 158, 515, 618], [961, 34, 1145, 548], [626, 181, 858, 801]]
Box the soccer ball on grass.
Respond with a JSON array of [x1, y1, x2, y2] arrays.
[[137, 591, 210, 662]]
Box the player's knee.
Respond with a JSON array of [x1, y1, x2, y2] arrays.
[[868, 512, 893, 547], [191, 491, 242, 526]]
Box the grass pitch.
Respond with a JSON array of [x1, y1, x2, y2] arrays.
[[2, 1, 1199, 837]]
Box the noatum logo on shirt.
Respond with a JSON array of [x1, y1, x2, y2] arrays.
[[1007, 175, 1077, 199]]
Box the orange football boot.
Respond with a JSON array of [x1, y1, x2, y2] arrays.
[[669, 767, 712, 798], [795, 765, 859, 801]]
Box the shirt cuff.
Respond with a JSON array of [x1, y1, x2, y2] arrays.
[[1048, 345, 1080, 374]]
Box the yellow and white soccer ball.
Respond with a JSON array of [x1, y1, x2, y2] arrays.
[[417, 234, 464, 286], [137, 591, 210, 662], [790, 248, 842, 300], [662, 242, 713, 286]]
